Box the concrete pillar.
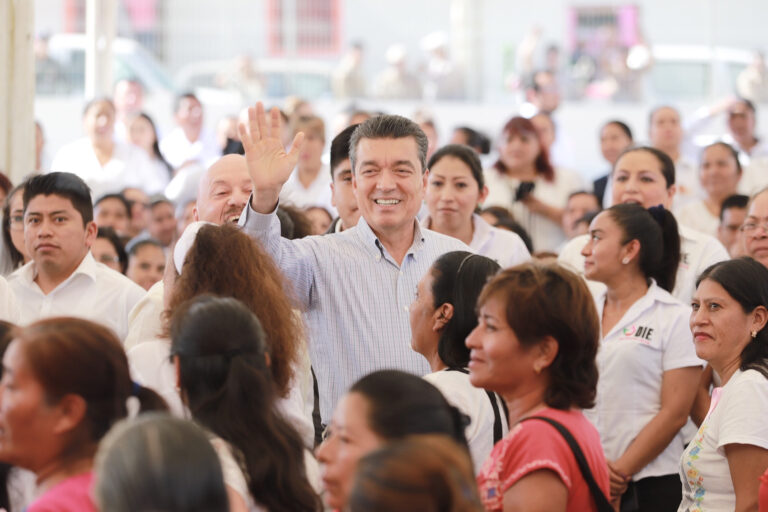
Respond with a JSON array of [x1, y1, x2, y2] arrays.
[[0, 0, 35, 183], [85, 0, 117, 99], [451, 0, 484, 101]]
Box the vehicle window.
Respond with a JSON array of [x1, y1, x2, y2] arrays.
[[651, 61, 710, 99], [36, 47, 85, 96]]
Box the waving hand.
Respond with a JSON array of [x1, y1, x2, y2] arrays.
[[238, 102, 305, 213]]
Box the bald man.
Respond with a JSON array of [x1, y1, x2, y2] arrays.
[[125, 154, 252, 349]]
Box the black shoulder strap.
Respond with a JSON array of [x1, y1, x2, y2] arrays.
[[520, 416, 614, 512], [445, 367, 506, 444]]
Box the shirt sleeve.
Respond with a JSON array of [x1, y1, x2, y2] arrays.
[[239, 199, 317, 310], [661, 303, 703, 371], [717, 372, 768, 450], [498, 421, 577, 493]]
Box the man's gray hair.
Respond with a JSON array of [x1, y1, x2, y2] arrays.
[[349, 115, 428, 174]]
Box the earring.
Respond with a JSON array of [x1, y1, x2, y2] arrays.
[[622, 257, 630, 265], [751, 330, 758, 339]]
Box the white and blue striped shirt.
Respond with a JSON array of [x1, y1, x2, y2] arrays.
[[241, 204, 469, 422]]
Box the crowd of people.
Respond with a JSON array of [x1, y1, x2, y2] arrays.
[[1, 69, 768, 511]]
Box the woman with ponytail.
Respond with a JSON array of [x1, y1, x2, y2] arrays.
[[171, 295, 321, 512], [316, 370, 469, 511], [580, 202, 702, 510], [0, 317, 166, 511], [681, 258, 768, 511]]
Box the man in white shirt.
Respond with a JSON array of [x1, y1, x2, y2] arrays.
[[9, 173, 145, 341], [279, 115, 337, 216], [326, 123, 361, 233], [159, 92, 221, 169], [649, 106, 700, 208]]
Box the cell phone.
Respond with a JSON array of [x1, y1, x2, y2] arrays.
[[515, 181, 536, 201]]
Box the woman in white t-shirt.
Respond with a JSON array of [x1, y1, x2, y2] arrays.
[[409, 250, 507, 473], [681, 257, 768, 512], [581, 202, 702, 510], [422, 144, 530, 268], [484, 116, 582, 253], [171, 296, 322, 512], [675, 142, 742, 238]]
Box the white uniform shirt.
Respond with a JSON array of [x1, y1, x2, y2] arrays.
[[420, 214, 530, 269], [50, 138, 165, 199], [672, 157, 702, 209], [558, 224, 729, 306], [159, 127, 221, 169], [674, 200, 720, 238], [8, 252, 145, 341], [279, 164, 337, 217], [125, 280, 165, 350], [737, 157, 768, 196], [424, 369, 508, 474], [679, 369, 768, 511], [484, 166, 583, 252], [0, 276, 19, 323], [586, 281, 702, 480]]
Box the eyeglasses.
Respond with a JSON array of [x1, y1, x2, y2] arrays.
[[9, 215, 23, 231], [97, 254, 120, 264], [740, 220, 768, 233]]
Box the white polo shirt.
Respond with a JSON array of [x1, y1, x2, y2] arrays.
[[420, 214, 530, 269], [674, 200, 720, 239], [558, 224, 729, 306], [0, 276, 19, 323], [159, 127, 222, 170], [424, 369, 509, 475], [50, 138, 165, 199], [586, 281, 702, 480], [279, 164, 337, 217], [484, 166, 583, 253], [8, 252, 145, 341]]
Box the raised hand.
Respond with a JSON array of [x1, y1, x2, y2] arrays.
[[238, 102, 305, 213]]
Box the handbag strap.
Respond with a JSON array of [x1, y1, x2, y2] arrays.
[[520, 416, 614, 512], [445, 367, 506, 444]]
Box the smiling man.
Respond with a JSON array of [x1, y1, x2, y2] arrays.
[[238, 103, 467, 423], [8, 173, 145, 341]]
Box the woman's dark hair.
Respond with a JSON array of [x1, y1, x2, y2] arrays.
[[130, 112, 173, 175], [696, 257, 768, 378], [2, 183, 26, 268], [477, 262, 600, 409], [95, 193, 133, 220], [170, 296, 321, 512], [494, 116, 554, 182], [492, 216, 534, 253], [350, 370, 469, 449], [606, 203, 681, 292], [348, 435, 483, 512], [97, 227, 128, 274], [430, 251, 500, 368], [613, 146, 676, 187], [166, 224, 301, 397], [602, 120, 633, 141], [702, 141, 742, 175], [0, 173, 12, 200], [278, 204, 314, 239], [14, 317, 167, 456], [453, 126, 491, 155], [94, 413, 229, 512], [428, 144, 485, 190]]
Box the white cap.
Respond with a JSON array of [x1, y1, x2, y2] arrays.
[[173, 221, 215, 274]]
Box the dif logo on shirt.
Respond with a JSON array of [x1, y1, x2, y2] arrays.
[[621, 324, 654, 345]]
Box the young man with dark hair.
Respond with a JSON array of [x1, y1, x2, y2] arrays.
[[718, 193, 749, 257], [10, 172, 145, 341], [326, 123, 360, 233]]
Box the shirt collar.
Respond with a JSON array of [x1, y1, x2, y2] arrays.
[[355, 217, 426, 260], [19, 251, 98, 288], [470, 213, 493, 249]]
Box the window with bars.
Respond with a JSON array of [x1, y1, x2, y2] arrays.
[[267, 0, 340, 56]]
